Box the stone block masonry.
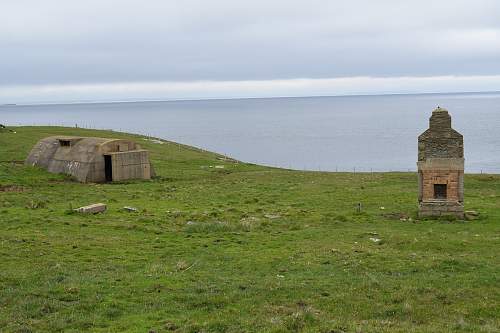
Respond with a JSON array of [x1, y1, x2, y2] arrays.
[[417, 107, 464, 218]]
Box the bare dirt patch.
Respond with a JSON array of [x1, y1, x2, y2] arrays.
[[382, 212, 410, 220], [0, 185, 27, 192]]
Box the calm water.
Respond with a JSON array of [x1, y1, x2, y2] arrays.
[[2, 92, 500, 173]]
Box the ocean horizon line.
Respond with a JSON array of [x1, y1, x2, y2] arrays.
[[3, 89, 500, 107]]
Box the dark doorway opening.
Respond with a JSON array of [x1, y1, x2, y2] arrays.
[[104, 155, 113, 182], [434, 184, 447, 199], [59, 140, 71, 147]]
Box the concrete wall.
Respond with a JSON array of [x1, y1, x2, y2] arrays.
[[109, 150, 151, 181], [26, 136, 154, 183], [99, 140, 140, 154], [26, 138, 61, 169], [86, 157, 107, 183]]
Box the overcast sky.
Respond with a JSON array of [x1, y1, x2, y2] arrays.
[[1, 0, 500, 103]]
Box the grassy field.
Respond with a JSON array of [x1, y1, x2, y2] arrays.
[[0, 126, 499, 333]]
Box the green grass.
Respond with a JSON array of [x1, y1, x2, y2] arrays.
[[0, 126, 499, 333]]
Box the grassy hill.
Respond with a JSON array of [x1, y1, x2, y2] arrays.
[[0, 126, 499, 333]]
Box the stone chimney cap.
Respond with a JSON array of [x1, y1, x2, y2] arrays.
[[433, 106, 448, 112]]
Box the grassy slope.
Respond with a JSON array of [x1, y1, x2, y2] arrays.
[[0, 126, 499, 333]]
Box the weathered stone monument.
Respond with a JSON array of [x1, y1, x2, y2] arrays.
[[417, 107, 464, 218]]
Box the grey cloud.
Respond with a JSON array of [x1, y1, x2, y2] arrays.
[[1, 0, 500, 86]]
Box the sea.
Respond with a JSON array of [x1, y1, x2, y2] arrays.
[[2, 92, 500, 173]]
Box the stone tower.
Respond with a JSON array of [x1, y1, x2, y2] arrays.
[[417, 107, 464, 218]]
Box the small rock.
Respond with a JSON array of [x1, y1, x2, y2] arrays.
[[123, 206, 138, 212], [214, 165, 225, 169], [240, 216, 260, 223], [143, 138, 165, 144], [74, 203, 106, 214], [465, 210, 480, 220], [176, 260, 190, 271], [164, 321, 178, 331], [264, 214, 281, 219], [369, 237, 381, 243], [186, 221, 197, 225]]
